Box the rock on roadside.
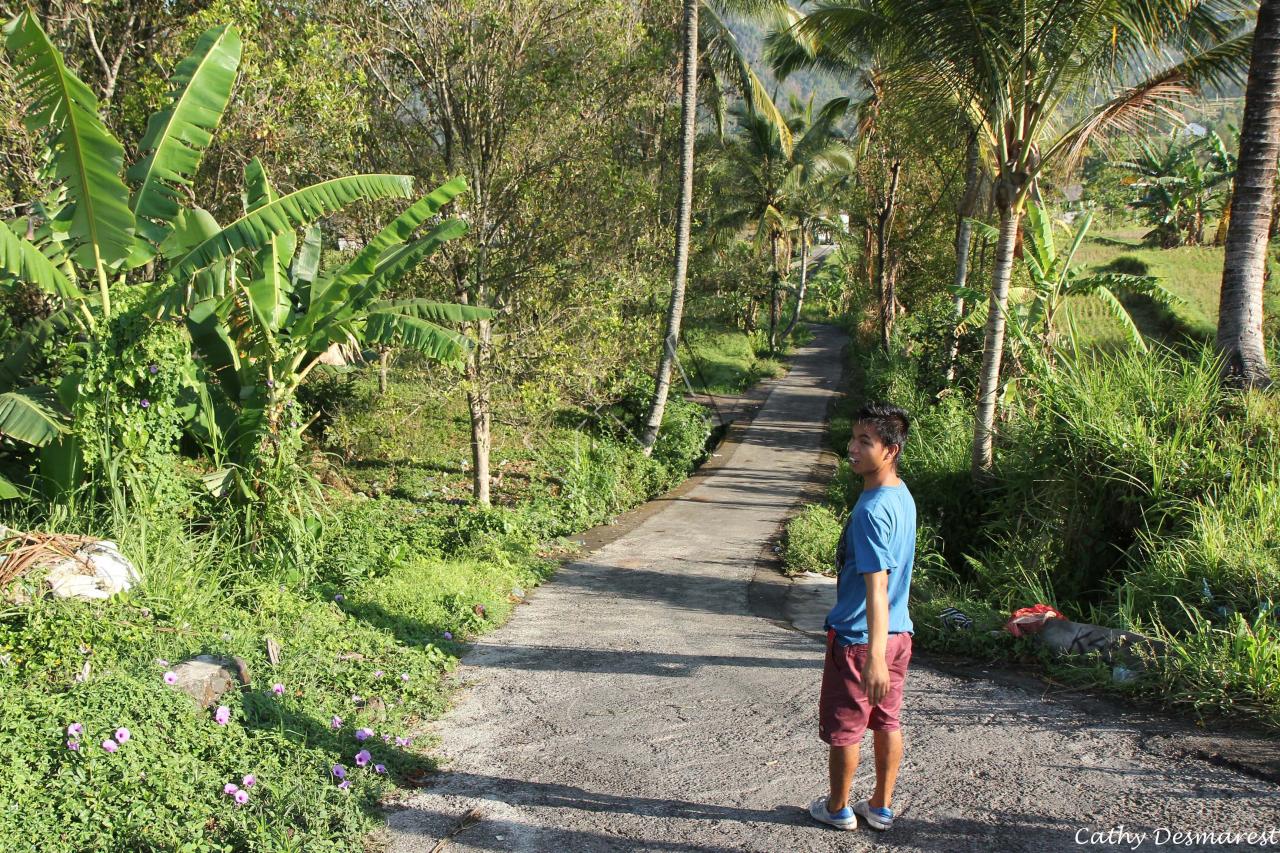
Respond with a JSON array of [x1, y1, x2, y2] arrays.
[[170, 655, 250, 709]]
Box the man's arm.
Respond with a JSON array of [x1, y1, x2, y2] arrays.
[[863, 570, 891, 704]]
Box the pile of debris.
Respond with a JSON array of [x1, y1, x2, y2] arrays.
[[0, 524, 139, 601]]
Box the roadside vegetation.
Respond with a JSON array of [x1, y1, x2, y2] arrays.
[[2, 0, 1278, 846]]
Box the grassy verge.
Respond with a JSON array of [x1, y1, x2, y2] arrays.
[[782, 324, 1280, 731], [0, 326, 789, 849], [680, 323, 790, 395]]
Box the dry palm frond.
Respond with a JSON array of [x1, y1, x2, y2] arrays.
[[1054, 75, 1192, 173], [0, 528, 97, 588]]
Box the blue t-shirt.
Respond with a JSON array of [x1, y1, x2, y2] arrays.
[[825, 482, 916, 646]]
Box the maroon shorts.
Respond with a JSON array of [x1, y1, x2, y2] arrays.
[[818, 630, 912, 746]]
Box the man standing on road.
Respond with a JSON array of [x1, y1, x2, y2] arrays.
[[809, 402, 916, 832]]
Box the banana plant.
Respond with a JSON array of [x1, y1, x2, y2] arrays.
[[186, 163, 487, 492], [958, 204, 1180, 355], [0, 14, 487, 496]]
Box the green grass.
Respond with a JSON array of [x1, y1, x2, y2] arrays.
[[1066, 224, 1280, 348], [0, 360, 719, 850], [680, 324, 788, 395], [0, 509, 512, 850]]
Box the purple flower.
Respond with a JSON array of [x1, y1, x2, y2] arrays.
[[223, 783, 239, 795], [156, 658, 169, 667], [355, 749, 372, 767], [355, 728, 374, 742], [66, 723, 83, 737], [382, 734, 391, 743], [66, 740, 80, 751], [443, 631, 453, 640], [373, 670, 383, 678], [394, 736, 410, 748], [114, 728, 131, 744], [330, 715, 343, 730], [242, 774, 256, 788], [101, 739, 118, 753], [214, 706, 231, 725], [331, 764, 346, 780], [140, 399, 150, 409], [374, 763, 386, 774], [266, 379, 275, 388], [333, 593, 345, 603], [400, 673, 410, 682], [352, 695, 363, 704], [148, 363, 159, 375], [338, 779, 350, 790], [163, 671, 178, 685], [271, 682, 285, 696], [234, 789, 249, 805]]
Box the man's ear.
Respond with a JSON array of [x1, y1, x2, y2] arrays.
[[887, 443, 902, 465]]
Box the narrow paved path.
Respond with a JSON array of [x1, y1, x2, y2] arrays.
[[384, 326, 1278, 852]]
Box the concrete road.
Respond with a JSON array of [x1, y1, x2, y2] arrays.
[[383, 325, 1279, 852]]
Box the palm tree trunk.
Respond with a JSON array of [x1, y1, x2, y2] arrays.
[[782, 218, 808, 339], [876, 161, 902, 351], [768, 231, 782, 352], [971, 202, 1022, 478], [378, 348, 390, 395], [946, 138, 981, 385], [465, 318, 492, 506], [1217, 0, 1279, 389], [641, 0, 699, 453]]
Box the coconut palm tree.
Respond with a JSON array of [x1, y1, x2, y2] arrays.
[[641, 0, 795, 454], [707, 95, 856, 352], [799, 0, 1255, 477], [1217, 0, 1279, 389], [767, 11, 988, 371]]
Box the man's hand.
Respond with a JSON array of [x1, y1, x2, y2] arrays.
[[864, 654, 891, 705]]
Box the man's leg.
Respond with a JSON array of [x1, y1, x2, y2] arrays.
[[869, 729, 903, 809], [827, 743, 860, 812]]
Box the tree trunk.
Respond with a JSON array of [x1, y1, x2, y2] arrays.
[[971, 202, 1022, 478], [1217, 0, 1279, 389], [875, 161, 902, 352], [641, 0, 699, 453], [466, 314, 493, 506], [946, 138, 982, 386], [768, 231, 782, 352], [782, 218, 808, 339], [378, 348, 390, 395], [865, 220, 875, 297], [1214, 192, 1232, 246]]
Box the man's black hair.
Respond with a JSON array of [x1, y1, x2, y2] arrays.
[[855, 402, 910, 456]]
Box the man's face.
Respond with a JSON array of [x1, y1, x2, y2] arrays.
[[847, 421, 898, 476]]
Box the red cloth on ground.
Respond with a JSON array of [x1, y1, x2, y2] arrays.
[[1004, 604, 1066, 638]]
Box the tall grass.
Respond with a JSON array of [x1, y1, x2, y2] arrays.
[[787, 324, 1280, 729]]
